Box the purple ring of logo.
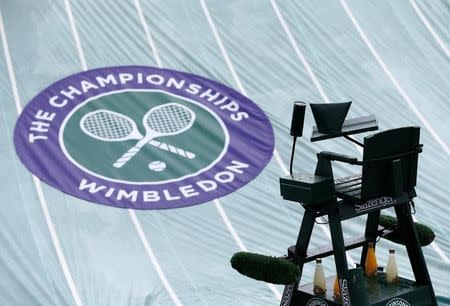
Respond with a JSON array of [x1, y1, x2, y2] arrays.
[[14, 66, 274, 209]]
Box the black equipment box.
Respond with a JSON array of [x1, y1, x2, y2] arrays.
[[280, 173, 334, 206]]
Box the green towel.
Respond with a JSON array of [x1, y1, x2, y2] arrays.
[[379, 214, 435, 246], [230, 252, 299, 285]]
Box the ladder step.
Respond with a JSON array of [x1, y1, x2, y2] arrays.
[[288, 227, 394, 263], [288, 236, 366, 263]]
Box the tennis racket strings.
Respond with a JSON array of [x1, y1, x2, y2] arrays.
[[147, 104, 194, 134], [82, 110, 135, 140], [113, 103, 196, 168]]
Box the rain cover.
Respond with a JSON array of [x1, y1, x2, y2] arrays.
[[0, 0, 449, 305]]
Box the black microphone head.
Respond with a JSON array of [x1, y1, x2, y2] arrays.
[[290, 101, 306, 137]]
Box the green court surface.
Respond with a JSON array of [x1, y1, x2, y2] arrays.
[[0, 0, 449, 305]]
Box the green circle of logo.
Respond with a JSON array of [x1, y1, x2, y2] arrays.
[[61, 90, 228, 184]]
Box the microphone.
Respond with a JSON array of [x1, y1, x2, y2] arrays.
[[289, 102, 306, 175], [290, 101, 306, 137]]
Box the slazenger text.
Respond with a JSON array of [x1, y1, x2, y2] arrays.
[[355, 196, 396, 213]]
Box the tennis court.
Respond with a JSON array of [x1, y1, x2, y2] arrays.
[[0, 0, 449, 305]]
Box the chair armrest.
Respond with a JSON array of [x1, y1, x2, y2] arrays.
[[318, 151, 362, 165]]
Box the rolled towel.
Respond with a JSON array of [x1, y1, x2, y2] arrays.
[[379, 214, 435, 246], [230, 252, 299, 285]]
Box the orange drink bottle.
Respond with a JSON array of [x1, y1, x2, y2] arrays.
[[365, 242, 378, 277], [333, 275, 340, 299]]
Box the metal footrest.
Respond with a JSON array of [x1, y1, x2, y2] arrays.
[[288, 235, 365, 264], [288, 227, 393, 263]]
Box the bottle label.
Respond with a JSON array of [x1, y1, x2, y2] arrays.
[[306, 298, 328, 306], [340, 279, 351, 306], [280, 283, 295, 306], [386, 298, 411, 306]]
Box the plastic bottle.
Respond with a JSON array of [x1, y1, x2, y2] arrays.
[[365, 242, 378, 277], [313, 258, 327, 294], [333, 275, 340, 299], [386, 249, 399, 284]]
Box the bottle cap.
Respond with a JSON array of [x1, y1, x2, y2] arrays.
[[368, 242, 374, 247], [389, 249, 395, 254], [316, 258, 322, 264]]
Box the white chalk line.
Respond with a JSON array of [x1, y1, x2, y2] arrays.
[[270, 0, 329, 104], [213, 200, 282, 300], [272, 0, 450, 264], [129, 210, 183, 306], [0, 9, 83, 306], [64, 0, 87, 71], [64, 0, 183, 304], [339, 0, 450, 263], [134, 0, 162, 67], [135, 0, 256, 303], [271, 0, 356, 268], [409, 0, 450, 59], [199, 0, 284, 300], [340, 0, 449, 156], [412, 215, 450, 264]]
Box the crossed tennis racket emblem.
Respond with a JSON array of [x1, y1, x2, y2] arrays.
[[80, 103, 196, 168]]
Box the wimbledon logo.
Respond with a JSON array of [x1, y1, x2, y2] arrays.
[[14, 66, 274, 209]]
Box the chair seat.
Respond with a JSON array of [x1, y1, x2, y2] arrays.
[[334, 174, 362, 200]]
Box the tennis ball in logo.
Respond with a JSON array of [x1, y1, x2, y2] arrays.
[[148, 161, 166, 172]]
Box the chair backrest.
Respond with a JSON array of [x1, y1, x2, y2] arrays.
[[361, 127, 421, 200]]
